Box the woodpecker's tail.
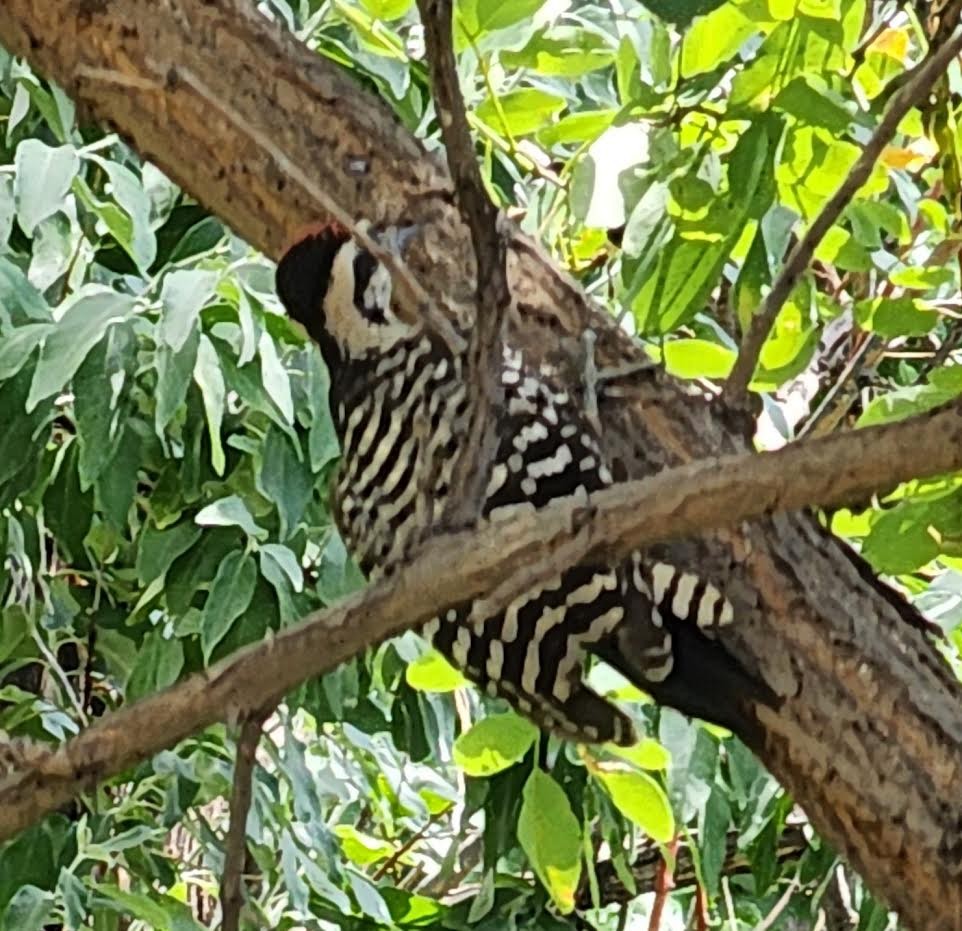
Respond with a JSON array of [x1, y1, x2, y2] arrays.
[[594, 618, 776, 754]]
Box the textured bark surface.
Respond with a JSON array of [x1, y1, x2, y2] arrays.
[[1, 2, 961, 926]]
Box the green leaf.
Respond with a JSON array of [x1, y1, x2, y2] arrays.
[[680, 3, 767, 77], [858, 367, 962, 427], [258, 330, 294, 424], [453, 712, 538, 776], [855, 297, 938, 339], [195, 495, 267, 540], [126, 630, 185, 702], [90, 884, 205, 931], [259, 543, 304, 624], [334, 825, 398, 866], [888, 266, 955, 291], [159, 269, 220, 351], [13, 139, 79, 234], [538, 109, 617, 146], [200, 549, 258, 660], [155, 326, 200, 436], [27, 288, 138, 410], [1, 885, 54, 931], [359, 0, 413, 19], [862, 510, 941, 575], [95, 420, 140, 527], [517, 769, 582, 913], [0, 257, 50, 325], [0, 175, 14, 248], [501, 28, 616, 77], [136, 521, 203, 586], [596, 770, 675, 842], [459, 0, 546, 36], [57, 869, 87, 930], [476, 89, 566, 137], [73, 323, 137, 489], [193, 334, 226, 476], [259, 543, 304, 592], [610, 737, 671, 771], [699, 786, 731, 896], [773, 77, 851, 133], [258, 428, 313, 540], [0, 606, 28, 665], [84, 155, 157, 272], [636, 0, 728, 26], [663, 339, 735, 379], [0, 323, 51, 381], [660, 708, 718, 821], [406, 650, 468, 692]]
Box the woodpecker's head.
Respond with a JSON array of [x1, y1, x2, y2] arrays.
[[275, 222, 415, 367]]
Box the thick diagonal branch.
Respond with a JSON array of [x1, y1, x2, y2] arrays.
[[2, 3, 962, 925]]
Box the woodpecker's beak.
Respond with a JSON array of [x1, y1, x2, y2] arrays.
[[372, 223, 420, 255]]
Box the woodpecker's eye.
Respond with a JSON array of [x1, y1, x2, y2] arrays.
[[351, 251, 391, 324]]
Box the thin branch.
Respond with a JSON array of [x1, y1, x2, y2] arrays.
[[220, 706, 272, 931], [371, 809, 445, 882], [4, 397, 962, 841], [755, 874, 801, 931], [724, 26, 962, 406], [583, 826, 809, 908], [647, 835, 680, 931], [415, 0, 510, 527]]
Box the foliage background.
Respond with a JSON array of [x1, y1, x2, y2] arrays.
[[1, 0, 961, 928]]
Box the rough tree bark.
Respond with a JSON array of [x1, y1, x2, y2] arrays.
[[0, 2, 960, 927]]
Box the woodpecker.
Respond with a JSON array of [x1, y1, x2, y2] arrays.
[[276, 222, 767, 747]]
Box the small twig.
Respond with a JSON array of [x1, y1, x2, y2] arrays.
[[724, 25, 962, 407], [220, 706, 272, 931], [371, 810, 445, 881], [754, 874, 801, 931], [923, 319, 962, 374], [797, 334, 881, 438], [415, 0, 510, 528], [722, 876, 738, 931], [693, 883, 710, 931], [584, 825, 809, 908], [647, 835, 680, 931]]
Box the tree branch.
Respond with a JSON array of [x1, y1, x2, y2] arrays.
[[220, 707, 272, 931], [582, 826, 809, 908], [724, 26, 962, 406], [2, 2, 962, 925], [3, 396, 962, 843], [415, 0, 509, 527]]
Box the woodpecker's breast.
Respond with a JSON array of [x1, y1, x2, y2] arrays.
[[331, 334, 466, 576]]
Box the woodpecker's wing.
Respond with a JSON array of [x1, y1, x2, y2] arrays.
[[427, 348, 647, 745]]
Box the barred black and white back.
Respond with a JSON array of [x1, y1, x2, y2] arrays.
[[276, 223, 751, 746]]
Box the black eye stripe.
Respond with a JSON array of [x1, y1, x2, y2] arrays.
[[351, 251, 387, 322]]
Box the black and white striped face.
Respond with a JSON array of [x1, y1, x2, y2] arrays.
[[275, 225, 416, 368]]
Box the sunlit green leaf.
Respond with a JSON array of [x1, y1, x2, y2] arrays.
[[517, 769, 581, 913], [476, 89, 566, 137], [596, 769, 675, 842], [663, 339, 735, 379], [453, 712, 538, 776], [406, 650, 468, 692]]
